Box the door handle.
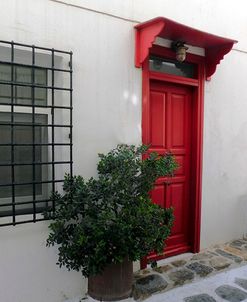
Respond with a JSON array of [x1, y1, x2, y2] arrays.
[[164, 181, 171, 186]]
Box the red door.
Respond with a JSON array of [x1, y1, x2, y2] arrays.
[[146, 80, 193, 262]]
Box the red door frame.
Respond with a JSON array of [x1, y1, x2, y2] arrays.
[[141, 45, 205, 268]]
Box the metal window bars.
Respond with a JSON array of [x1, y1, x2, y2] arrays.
[[0, 40, 73, 226]]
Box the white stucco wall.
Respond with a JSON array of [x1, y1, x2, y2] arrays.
[[0, 0, 247, 301], [0, 219, 86, 302], [201, 49, 247, 248]]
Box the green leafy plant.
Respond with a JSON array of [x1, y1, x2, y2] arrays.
[[46, 144, 178, 277]]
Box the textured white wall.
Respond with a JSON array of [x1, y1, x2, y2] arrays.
[[201, 49, 247, 248], [0, 0, 247, 301], [0, 219, 86, 302]]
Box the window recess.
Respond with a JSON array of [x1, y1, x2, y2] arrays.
[[0, 40, 73, 227]]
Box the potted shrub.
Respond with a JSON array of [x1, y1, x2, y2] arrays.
[[46, 145, 178, 301]]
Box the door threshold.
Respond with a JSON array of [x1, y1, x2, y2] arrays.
[[149, 252, 193, 268]]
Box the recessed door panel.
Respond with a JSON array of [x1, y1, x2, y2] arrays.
[[150, 91, 166, 147], [171, 94, 185, 148], [170, 183, 185, 235], [151, 184, 165, 208]]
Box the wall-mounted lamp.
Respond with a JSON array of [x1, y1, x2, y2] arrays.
[[171, 41, 188, 62]]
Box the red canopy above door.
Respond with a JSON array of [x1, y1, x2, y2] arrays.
[[135, 17, 237, 78]]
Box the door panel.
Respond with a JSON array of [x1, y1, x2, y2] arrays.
[[148, 80, 193, 260], [171, 95, 185, 147], [150, 92, 165, 147]]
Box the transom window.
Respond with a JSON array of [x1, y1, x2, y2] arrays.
[[149, 55, 196, 78]]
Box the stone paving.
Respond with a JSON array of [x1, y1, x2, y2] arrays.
[[144, 265, 247, 302], [133, 238, 247, 301]]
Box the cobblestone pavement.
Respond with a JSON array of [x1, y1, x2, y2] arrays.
[[133, 238, 247, 301], [144, 264, 247, 302]]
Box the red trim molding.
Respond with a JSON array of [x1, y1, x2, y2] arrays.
[[135, 17, 237, 78]]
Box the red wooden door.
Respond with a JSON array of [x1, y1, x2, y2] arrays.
[[146, 80, 193, 261]]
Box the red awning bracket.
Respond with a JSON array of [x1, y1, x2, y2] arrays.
[[135, 17, 237, 78]]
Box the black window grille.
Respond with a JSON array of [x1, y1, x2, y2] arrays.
[[0, 40, 73, 226]]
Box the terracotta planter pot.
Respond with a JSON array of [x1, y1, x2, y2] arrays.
[[88, 258, 133, 301]]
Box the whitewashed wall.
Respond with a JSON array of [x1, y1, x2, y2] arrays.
[[0, 0, 247, 301]]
